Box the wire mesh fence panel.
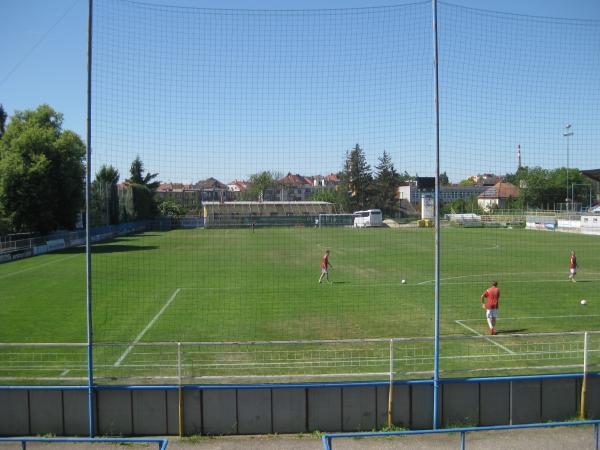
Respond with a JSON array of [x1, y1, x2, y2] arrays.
[[437, 3, 600, 339], [1, 1, 599, 386], [439, 333, 592, 377], [93, 343, 179, 384], [588, 333, 600, 374], [0, 344, 87, 384], [90, 0, 436, 374], [1, 333, 598, 384]]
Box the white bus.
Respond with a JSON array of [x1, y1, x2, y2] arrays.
[[353, 209, 383, 228]]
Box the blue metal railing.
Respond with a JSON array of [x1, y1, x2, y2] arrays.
[[322, 421, 600, 450], [0, 437, 168, 450]]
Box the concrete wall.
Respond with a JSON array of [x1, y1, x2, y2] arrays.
[[0, 376, 598, 436]]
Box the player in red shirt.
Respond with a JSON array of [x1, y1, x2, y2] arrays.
[[318, 250, 333, 284], [481, 281, 500, 335], [569, 251, 577, 282]]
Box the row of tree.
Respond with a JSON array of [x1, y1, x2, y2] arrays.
[[1, 103, 595, 234], [0, 104, 163, 235], [0, 105, 85, 235], [90, 156, 160, 227]]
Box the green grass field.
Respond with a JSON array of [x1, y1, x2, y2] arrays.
[[1, 226, 599, 383]]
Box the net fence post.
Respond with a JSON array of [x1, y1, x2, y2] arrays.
[[431, 0, 441, 430], [387, 338, 394, 427], [178, 342, 183, 437], [85, 0, 95, 438], [580, 332, 589, 419]]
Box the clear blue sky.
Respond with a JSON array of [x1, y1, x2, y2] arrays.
[[1, 0, 599, 184]]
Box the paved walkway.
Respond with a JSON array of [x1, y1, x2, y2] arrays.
[[1, 426, 597, 449]]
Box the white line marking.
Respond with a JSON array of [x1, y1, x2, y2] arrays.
[[417, 271, 599, 285], [60, 369, 70, 376], [458, 314, 600, 323], [455, 320, 516, 354], [0, 254, 80, 280], [113, 288, 182, 367]]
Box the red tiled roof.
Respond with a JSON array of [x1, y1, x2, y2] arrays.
[[279, 173, 311, 186], [479, 182, 520, 199]]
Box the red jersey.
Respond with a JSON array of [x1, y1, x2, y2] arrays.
[[482, 286, 500, 309], [569, 255, 577, 269], [321, 254, 329, 269]]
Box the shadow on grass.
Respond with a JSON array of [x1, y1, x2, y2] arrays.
[[53, 242, 158, 255], [91, 244, 159, 254], [497, 328, 528, 334]]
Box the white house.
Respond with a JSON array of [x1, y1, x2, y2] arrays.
[[477, 182, 520, 211]]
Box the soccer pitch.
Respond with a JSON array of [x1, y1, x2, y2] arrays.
[[1, 226, 599, 382]]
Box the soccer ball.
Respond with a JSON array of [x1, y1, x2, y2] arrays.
[[581, 299, 587, 305], [401, 279, 406, 284]]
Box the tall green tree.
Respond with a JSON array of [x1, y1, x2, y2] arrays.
[[91, 164, 120, 226], [339, 144, 373, 211], [128, 156, 160, 189], [122, 156, 160, 220], [504, 166, 588, 209], [373, 150, 400, 216], [0, 104, 7, 139], [245, 171, 276, 201], [0, 104, 85, 234], [440, 171, 450, 186]]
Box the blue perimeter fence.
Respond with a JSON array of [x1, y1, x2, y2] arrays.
[[0, 218, 203, 263], [322, 421, 600, 450]]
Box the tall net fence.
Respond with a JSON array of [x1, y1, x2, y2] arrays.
[[1, 0, 600, 385], [90, 0, 435, 349], [436, 4, 600, 337]]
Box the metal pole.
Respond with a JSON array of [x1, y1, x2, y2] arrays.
[[178, 342, 183, 437], [460, 431, 465, 450], [431, 0, 441, 430], [580, 332, 589, 419], [387, 339, 394, 427], [564, 124, 573, 211], [85, 0, 95, 438], [594, 423, 598, 450]]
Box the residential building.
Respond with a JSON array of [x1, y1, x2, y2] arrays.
[[398, 183, 487, 205], [477, 182, 520, 211]]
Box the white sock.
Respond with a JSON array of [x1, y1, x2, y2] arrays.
[[487, 317, 494, 329]]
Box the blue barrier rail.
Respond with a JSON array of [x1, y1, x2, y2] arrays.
[[0, 437, 168, 450], [322, 420, 600, 450]]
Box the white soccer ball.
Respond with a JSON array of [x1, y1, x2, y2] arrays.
[[581, 299, 587, 305], [401, 279, 406, 284]]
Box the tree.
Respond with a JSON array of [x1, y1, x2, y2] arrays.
[[122, 156, 160, 220], [339, 144, 373, 211], [0, 104, 85, 234], [458, 177, 475, 186], [128, 156, 160, 190], [309, 187, 343, 205], [373, 150, 400, 217], [91, 165, 120, 226], [504, 166, 588, 209], [158, 199, 185, 218], [245, 171, 276, 201], [440, 171, 450, 186], [0, 104, 7, 139]]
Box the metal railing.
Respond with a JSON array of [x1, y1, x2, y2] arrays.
[[0, 331, 598, 385], [0, 437, 168, 450], [322, 421, 600, 450]]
